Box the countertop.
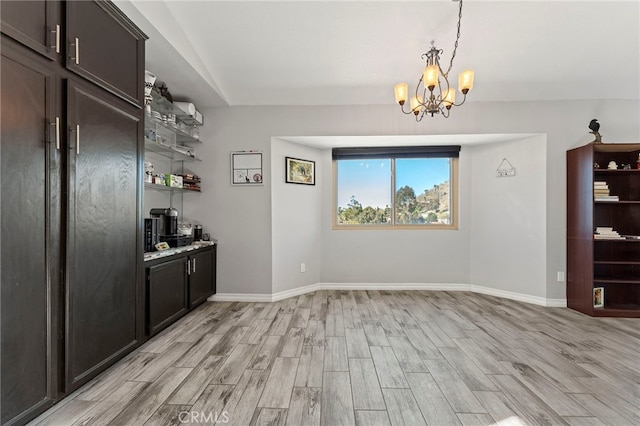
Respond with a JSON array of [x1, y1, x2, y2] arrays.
[[144, 240, 217, 262]]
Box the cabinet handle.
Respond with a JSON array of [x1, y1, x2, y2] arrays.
[[70, 37, 79, 64], [49, 118, 60, 149], [50, 24, 60, 53], [192, 258, 196, 273], [76, 124, 80, 155], [186, 259, 191, 275], [55, 117, 60, 150]]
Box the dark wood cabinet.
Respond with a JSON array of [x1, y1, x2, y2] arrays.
[[0, 0, 61, 60], [0, 37, 61, 426], [567, 143, 640, 317], [147, 257, 189, 336], [65, 78, 143, 391], [145, 245, 217, 336], [189, 246, 217, 307], [1, 1, 146, 423], [66, 0, 145, 106]]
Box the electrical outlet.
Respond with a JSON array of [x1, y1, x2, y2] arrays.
[[300, 263, 306, 273], [557, 271, 565, 282]]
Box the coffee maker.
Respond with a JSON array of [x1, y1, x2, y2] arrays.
[[150, 207, 191, 247]]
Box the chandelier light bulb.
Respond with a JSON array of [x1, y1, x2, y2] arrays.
[[443, 88, 455, 108], [394, 83, 409, 105], [423, 65, 439, 91], [410, 95, 422, 114], [458, 69, 474, 94]]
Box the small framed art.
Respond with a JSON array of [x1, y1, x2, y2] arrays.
[[593, 287, 604, 308], [232, 151, 263, 185], [285, 157, 315, 185]]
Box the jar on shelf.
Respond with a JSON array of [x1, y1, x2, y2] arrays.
[[190, 126, 200, 140]]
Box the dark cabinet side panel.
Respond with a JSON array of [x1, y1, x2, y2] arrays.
[[1, 39, 59, 425], [66, 79, 141, 391]]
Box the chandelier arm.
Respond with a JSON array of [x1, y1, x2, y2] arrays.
[[450, 92, 468, 107], [399, 103, 417, 115], [445, 0, 464, 76]]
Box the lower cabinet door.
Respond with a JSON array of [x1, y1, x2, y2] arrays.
[[188, 247, 216, 307], [148, 257, 188, 336]]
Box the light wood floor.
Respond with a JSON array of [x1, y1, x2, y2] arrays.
[[29, 291, 640, 426]]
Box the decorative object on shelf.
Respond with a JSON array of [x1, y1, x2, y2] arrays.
[[607, 160, 618, 170], [589, 119, 602, 144], [594, 162, 600, 169], [144, 161, 154, 183], [285, 157, 316, 185], [393, 0, 474, 121], [496, 157, 516, 177], [157, 82, 173, 103], [144, 70, 156, 113], [231, 151, 263, 185], [593, 287, 604, 308], [637, 153, 640, 169]]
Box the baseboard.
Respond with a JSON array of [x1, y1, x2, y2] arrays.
[[545, 298, 568, 308], [208, 293, 273, 302], [470, 285, 550, 307], [209, 282, 567, 307], [320, 282, 470, 292]]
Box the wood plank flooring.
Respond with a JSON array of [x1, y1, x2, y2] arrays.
[[28, 291, 640, 426]]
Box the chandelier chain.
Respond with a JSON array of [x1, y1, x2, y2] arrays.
[[445, 0, 464, 77]]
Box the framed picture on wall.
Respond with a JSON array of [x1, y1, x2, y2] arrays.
[[285, 157, 315, 185], [231, 151, 263, 185]]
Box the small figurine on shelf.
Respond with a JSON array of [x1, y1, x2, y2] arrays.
[[588, 119, 602, 144], [637, 153, 640, 169], [157, 82, 173, 103]]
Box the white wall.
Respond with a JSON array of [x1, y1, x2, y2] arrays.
[[469, 135, 547, 298], [271, 139, 323, 293], [185, 99, 639, 299]]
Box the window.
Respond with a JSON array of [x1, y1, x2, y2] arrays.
[[333, 146, 459, 228]]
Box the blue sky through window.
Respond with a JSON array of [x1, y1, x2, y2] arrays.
[[337, 158, 450, 208]]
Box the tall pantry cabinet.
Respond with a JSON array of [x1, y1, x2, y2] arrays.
[[0, 1, 147, 425]]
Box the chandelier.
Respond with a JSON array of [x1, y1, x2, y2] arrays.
[[394, 0, 474, 121]]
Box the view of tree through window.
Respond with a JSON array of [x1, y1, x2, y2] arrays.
[[336, 157, 453, 226]]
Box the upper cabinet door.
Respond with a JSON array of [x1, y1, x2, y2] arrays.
[[0, 0, 62, 60], [66, 0, 146, 107]]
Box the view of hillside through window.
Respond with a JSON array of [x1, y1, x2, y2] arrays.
[[336, 158, 451, 226]]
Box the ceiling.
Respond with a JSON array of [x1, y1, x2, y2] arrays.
[[116, 1, 640, 109]]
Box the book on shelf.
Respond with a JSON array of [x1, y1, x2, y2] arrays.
[[594, 227, 624, 239], [595, 196, 619, 201]]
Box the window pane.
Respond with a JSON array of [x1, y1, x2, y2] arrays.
[[336, 159, 391, 225], [395, 158, 451, 225]]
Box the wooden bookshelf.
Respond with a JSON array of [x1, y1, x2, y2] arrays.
[[567, 142, 640, 317]]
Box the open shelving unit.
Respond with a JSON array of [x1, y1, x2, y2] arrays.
[[143, 96, 203, 220], [567, 142, 640, 317]]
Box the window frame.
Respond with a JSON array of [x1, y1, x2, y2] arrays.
[[332, 147, 459, 230]]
